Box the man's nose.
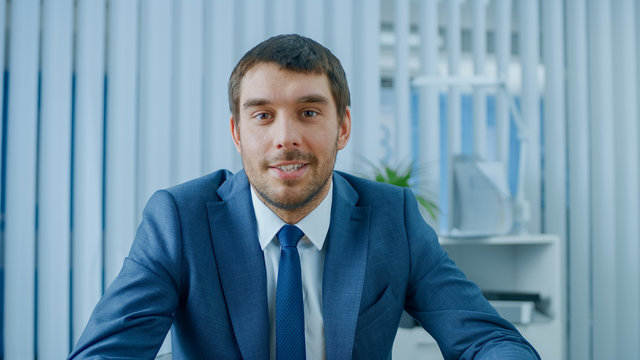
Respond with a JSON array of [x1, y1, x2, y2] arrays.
[[274, 113, 301, 149]]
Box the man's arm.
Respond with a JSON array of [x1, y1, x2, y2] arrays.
[[401, 188, 540, 360], [69, 190, 182, 359]]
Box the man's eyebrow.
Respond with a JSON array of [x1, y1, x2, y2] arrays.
[[243, 98, 271, 109], [243, 95, 330, 109], [296, 94, 330, 105]]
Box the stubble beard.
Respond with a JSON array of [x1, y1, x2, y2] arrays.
[[255, 173, 331, 211], [245, 146, 337, 212]]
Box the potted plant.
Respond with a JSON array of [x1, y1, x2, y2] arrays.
[[368, 161, 438, 222]]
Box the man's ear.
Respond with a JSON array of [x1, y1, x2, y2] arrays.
[[337, 107, 351, 150], [230, 116, 241, 153]]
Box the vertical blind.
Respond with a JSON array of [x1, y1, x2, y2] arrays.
[[5, 1, 39, 360], [38, 1, 73, 358], [1, 1, 640, 360], [0, 0, 379, 358], [610, 0, 640, 357], [565, 0, 591, 358], [409, 1, 638, 359]]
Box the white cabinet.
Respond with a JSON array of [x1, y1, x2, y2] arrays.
[[393, 234, 565, 359]]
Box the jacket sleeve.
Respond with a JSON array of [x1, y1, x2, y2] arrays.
[[68, 190, 182, 359], [401, 188, 540, 360]]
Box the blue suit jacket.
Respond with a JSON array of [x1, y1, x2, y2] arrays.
[[69, 170, 539, 359]]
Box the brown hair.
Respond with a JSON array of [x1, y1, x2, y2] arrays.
[[228, 34, 350, 126]]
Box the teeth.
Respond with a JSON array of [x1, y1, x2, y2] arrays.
[[277, 164, 303, 172]]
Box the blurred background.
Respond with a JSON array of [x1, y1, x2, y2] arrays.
[[1, 0, 639, 359]]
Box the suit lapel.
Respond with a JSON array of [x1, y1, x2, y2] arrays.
[[323, 173, 371, 360], [207, 171, 269, 360]]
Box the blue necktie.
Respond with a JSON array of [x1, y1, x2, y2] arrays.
[[276, 225, 306, 360]]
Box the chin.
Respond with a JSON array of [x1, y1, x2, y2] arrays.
[[272, 194, 307, 209]]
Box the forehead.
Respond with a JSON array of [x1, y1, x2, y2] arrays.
[[239, 62, 334, 106]]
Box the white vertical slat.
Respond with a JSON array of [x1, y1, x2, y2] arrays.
[[4, 1, 40, 358], [270, 0, 296, 36], [38, 0, 74, 357], [172, 0, 204, 184], [328, 0, 355, 172], [587, 0, 616, 357], [203, 0, 239, 173], [611, 0, 640, 358], [446, 0, 462, 231], [636, 4, 640, 351], [493, 0, 511, 165], [418, 0, 440, 229], [541, 1, 567, 358], [541, 0, 567, 254], [72, 0, 106, 344], [518, 0, 541, 233], [471, 0, 487, 159], [352, 0, 381, 173], [637, 0, 640, 243], [394, 0, 411, 164], [565, 1, 591, 358], [104, 0, 139, 286], [241, 0, 267, 54], [299, 0, 325, 42], [137, 0, 173, 215]]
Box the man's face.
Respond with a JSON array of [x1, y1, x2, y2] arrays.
[[231, 62, 351, 221]]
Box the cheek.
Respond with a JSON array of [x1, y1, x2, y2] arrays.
[[310, 134, 337, 155], [238, 128, 258, 148], [240, 131, 271, 159]]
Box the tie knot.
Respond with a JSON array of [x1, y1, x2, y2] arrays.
[[277, 225, 304, 248]]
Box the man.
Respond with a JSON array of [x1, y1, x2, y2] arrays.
[[70, 34, 539, 359]]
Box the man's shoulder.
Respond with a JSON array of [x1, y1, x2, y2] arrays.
[[163, 169, 239, 203]]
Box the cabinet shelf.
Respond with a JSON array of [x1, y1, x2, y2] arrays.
[[439, 233, 557, 246]]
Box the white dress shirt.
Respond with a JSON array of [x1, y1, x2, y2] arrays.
[[250, 182, 332, 360]]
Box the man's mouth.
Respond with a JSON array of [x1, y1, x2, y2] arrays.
[[269, 162, 308, 180], [275, 163, 305, 172]]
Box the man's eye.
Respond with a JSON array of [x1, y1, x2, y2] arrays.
[[302, 110, 318, 117], [255, 113, 271, 120]]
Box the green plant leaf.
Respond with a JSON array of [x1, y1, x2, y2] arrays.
[[366, 161, 439, 221]]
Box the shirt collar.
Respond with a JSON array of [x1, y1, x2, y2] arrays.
[[251, 180, 332, 251]]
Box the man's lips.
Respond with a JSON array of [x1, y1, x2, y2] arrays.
[[273, 163, 305, 172], [269, 163, 308, 180]]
